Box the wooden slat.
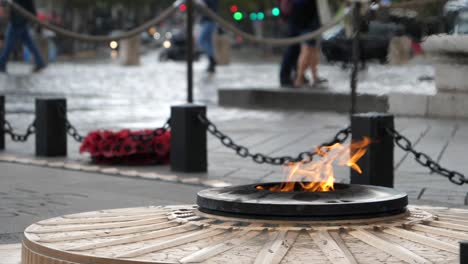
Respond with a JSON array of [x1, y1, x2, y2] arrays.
[[428, 220, 468, 232], [0, 243, 21, 264], [62, 207, 166, 219], [349, 229, 431, 264], [383, 227, 458, 254], [37, 220, 179, 243], [436, 214, 468, 221], [412, 224, 468, 240], [179, 230, 262, 263], [38, 212, 168, 226], [310, 231, 358, 264], [329, 232, 359, 264], [435, 217, 468, 227], [254, 231, 299, 264], [28, 216, 168, 234], [67, 224, 198, 251], [116, 228, 227, 258]]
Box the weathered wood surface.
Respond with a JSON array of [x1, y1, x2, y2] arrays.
[[0, 243, 21, 264], [19, 205, 468, 264]]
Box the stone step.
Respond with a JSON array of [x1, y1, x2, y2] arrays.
[[218, 88, 468, 119], [218, 88, 389, 113]]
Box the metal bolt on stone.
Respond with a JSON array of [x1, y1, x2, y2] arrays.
[[35, 98, 67, 157]]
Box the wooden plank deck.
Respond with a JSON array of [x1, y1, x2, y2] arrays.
[[0, 243, 21, 264]]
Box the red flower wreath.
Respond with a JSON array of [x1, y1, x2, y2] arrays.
[[79, 129, 171, 165]]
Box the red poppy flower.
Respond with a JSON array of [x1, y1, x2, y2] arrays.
[[80, 129, 171, 165]]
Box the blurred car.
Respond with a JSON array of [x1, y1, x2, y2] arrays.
[[445, 0, 468, 32], [452, 9, 468, 34], [321, 21, 405, 64], [158, 31, 202, 61]]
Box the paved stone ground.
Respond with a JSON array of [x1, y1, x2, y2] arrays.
[[0, 51, 466, 247], [0, 162, 204, 244]]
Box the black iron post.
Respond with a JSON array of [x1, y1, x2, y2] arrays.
[[35, 98, 67, 157], [0, 95, 4, 150], [186, 0, 194, 103], [351, 113, 394, 188], [170, 104, 207, 172], [461, 241, 468, 264], [350, 1, 361, 115]]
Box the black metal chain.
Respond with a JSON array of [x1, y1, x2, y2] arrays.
[[3, 118, 36, 142], [386, 127, 467, 185], [198, 114, 351, 165], [129, 118, 171, 143], [65, 120, 85, 143]]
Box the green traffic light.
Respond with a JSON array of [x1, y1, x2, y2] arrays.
[[257, 12, 265, 20], [272, 7, 280, 17], [233, 11, 243, 21], [249, 12, 257, 21]]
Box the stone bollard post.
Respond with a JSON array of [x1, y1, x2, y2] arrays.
[[35, 98, 67, 157], [170, 104, 207, 172], [119, 36, 140, 66], [214, 33, 231, 65], [350, 113, 394, 188], [0, 95, 4, 150]]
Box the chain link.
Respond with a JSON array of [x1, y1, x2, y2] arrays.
[[58, 105, 171, 144], [129, 118, 171, 143], [65, 120, 85, 143], [386, 127, 467, 185], [198, 114, 351, 166], [3, 118, 36, 142]]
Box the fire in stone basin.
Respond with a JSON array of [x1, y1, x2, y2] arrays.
[[257, 137, 372, 192]]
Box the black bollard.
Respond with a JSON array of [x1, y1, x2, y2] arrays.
[[461, 241, 468, 264], [170, 104, 207, 172], [0, 95, 4, 150], [351, 113, 394, 188], [35, 98, 67, 157]]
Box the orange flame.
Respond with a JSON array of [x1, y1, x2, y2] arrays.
[[257, 137, 371, 192]]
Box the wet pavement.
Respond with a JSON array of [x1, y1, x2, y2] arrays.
[[0, 51, 435, 131], [1, 50, 467, 246]]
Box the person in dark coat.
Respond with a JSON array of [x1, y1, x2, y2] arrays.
[[0, 0, 46, 73], [197, 0, 218, 73]]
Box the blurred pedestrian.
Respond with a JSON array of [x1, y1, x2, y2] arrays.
[[0, 0, 46, 73], [292, 0, 327, 88], [196, 0, 218, 73], [279, 0, 302, 88]]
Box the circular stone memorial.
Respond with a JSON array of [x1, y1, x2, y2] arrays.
[[22, 205, 468, 263]]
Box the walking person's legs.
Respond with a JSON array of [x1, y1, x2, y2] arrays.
[[280, 43, 300, 87], [198, 21, 216, 73], [20, 26, 46, 72], [294, 44, 310, 87], [0, 24, 20, 72], [309, 46, 320, 82]]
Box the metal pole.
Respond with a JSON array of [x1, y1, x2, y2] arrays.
[[0, 95, 4, 150], [350, 1, 361, 116], [186, 0, 194, 103]]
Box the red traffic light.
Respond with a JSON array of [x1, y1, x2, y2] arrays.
[[179, 3, 187, 12], [230, 5, 238, 13]]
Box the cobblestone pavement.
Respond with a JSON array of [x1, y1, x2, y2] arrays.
[[0, 51, 466, 245]]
